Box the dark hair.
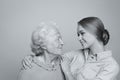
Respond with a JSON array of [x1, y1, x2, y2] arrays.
[[78, 17, 110, 45]]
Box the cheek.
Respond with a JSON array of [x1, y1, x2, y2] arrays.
[[48, 43, 55, 49], [88, 37, 96, 46], [47, 42, 58, 51], [47, 43, 61, 54], [84, 35, 95, 45], [46, 45, 55, 54]]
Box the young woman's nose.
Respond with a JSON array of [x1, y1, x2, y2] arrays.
[[78, 34, 83, 41]]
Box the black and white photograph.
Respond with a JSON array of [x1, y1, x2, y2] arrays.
[[0, 0, 120, 80]]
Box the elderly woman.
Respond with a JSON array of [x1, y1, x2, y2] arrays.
[[18, 23, 65, 80]]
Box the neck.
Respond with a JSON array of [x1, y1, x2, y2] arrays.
[[89, 41, 105, 55], [37, 51, 59, 64]]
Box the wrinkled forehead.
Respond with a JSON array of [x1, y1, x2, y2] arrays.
[[43, 22, 61, 36], [47, 28, 61, 38]]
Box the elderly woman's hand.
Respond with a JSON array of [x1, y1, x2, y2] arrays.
[[21, 55, 34, 70]]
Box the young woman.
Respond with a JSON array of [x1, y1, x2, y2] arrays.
[[61, 17, 119, 80], [22, 17, 119, 80]]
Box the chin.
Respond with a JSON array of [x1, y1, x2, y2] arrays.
[[57, 51, 62, 55], [82, 44, 90, 49], [54, 50, 62, 55]]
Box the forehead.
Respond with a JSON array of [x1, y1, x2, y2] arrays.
[[77, 25, 97, 34], [47, 28, 61, 38], [77, 25, 86, 32]]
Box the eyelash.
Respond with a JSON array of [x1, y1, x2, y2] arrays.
[[57, 37, 61, 41], [81, 32, 85, 35], [77, 32, 85, 36], [77, 33, 80, 36]]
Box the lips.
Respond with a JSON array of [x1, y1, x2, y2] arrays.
[[58, 47, 62, 50], [79, 40, 85, 48], [58, 44, 63, 49], [80, 40, 83, 44]]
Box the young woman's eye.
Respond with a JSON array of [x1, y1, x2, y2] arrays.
[[77, 32, 85, 36], [81, 32, 85, 35], [77, 33, 80, 36]]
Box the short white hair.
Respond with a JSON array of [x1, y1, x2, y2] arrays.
[[31, 22, 59, 56]]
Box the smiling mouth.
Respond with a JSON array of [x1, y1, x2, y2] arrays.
[[81, 42, 84, 47], [58, 45, 63, 49], [79, 40, 84, 48], [57, 47, 62, 50]]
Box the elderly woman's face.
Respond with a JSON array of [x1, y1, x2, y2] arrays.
[[45, 29, 64, 55]]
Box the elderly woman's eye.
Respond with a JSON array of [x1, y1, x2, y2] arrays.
[[58, 38, 61, 41], [55, 37, 59, 42]]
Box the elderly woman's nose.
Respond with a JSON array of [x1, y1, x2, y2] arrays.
[[60, 39, 64, 45]]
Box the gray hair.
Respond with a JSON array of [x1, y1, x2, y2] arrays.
[[31, 22, 59, 56]]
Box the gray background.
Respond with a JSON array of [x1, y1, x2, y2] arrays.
[[0, 0, 120, 80]]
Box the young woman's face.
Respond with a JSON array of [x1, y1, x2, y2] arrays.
[[77, 25, 97, 49]]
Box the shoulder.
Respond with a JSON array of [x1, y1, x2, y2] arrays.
[[18, 68, 33, 80], [62, 49, 84, 60], [109, 57, 119, 72], [19, 64, 43, 77], [105, 51, 119, 69], [62, 49, 83, 57], [20, 65, 37, 75], [103, 55, 119, 75]]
